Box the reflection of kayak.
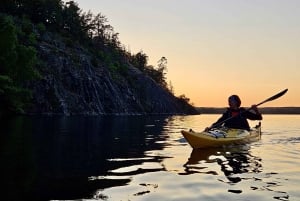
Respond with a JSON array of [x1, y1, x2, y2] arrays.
[[182, 145, 261, 178], [181, 123, 261, 149]]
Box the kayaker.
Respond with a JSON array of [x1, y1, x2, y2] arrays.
[[206, 95, 262, 131]]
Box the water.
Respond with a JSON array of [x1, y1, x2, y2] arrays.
[[1, 115, 300, 201]]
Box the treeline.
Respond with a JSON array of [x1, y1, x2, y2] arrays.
[[0, 0, 180, 114], [0, 0, 169, 84], [197, 107, 300, 114]]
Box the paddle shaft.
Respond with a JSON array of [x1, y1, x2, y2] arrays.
[[210, 89, 288, 129]]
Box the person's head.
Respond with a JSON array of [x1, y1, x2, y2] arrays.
[[228, 95, 241, 109]]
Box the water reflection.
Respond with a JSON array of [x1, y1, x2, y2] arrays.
[[0, 115, 170, 201], [183, 145, 262, 180], [182, 146, 289, 199], [0, 115, 295, 201]]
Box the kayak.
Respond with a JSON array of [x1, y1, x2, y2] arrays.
[[181, 123, 261, 149]]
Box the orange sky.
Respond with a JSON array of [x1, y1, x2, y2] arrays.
[[73, 0, 299, 107]]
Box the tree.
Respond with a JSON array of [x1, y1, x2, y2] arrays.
[[131, 51, 148, 72], [178, 94, 190, 103], [62, 1, 83, 36], [0, 0, 64, 30], [168, 81, 174, 94], [0, 0, 18, 15], [157, 56, 167, 72], [81, 10, 94, 38], [0, 14, 17, 75], [156, 56, 168, 87], [0, 15, 38, 114], [90, 13, 108, 39]]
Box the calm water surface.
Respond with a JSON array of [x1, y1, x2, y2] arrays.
[[1, 115, 300, 201]]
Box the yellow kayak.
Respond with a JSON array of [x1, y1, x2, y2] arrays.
[[181, 123, 261, 149]]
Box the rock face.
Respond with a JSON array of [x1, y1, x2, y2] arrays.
[[27, 34, 198, 115]]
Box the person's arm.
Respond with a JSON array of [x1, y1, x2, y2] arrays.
[[205, 111, 228, 131], [246, 105, 262, 120], [212, 114, 227, 127]]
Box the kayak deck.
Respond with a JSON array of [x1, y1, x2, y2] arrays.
[[181, 123, 261, 149]]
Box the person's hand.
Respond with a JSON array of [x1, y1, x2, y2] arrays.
[[251, 104, 259, 113]]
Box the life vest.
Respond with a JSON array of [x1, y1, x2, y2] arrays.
[[231, 111, 239, 117]]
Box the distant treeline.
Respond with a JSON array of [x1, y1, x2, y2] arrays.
[[197, 107, 300, 114]]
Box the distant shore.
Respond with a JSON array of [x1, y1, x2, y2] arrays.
[[197, 107, 300, 114]]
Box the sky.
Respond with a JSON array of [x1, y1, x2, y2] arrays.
[[72, 0, 299, 107]]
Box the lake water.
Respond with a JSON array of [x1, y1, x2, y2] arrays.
[[1, 115, 300, 201]]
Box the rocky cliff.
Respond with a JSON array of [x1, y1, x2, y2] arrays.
[[27, 33, 198, 115]]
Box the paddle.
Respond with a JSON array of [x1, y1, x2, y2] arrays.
[[209, 88, 288, 129]]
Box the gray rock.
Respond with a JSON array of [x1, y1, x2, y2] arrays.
[[27, 34, 198, 115]]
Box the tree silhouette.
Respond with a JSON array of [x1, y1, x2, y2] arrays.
[[0, 15, 38, 113]]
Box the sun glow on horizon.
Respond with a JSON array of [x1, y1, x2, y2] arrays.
[[73, 0, 300, 107]]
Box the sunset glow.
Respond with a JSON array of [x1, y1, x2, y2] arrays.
[[73, 0, 299, 107]]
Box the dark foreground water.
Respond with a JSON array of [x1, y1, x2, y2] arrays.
[[0, 115, 299, 201]]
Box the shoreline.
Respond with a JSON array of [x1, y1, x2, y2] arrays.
[[197, 107, 300, 114]]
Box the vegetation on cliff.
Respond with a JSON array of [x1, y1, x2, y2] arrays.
[[0, 0, 196, 115], [0, 14, 39, 113]]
